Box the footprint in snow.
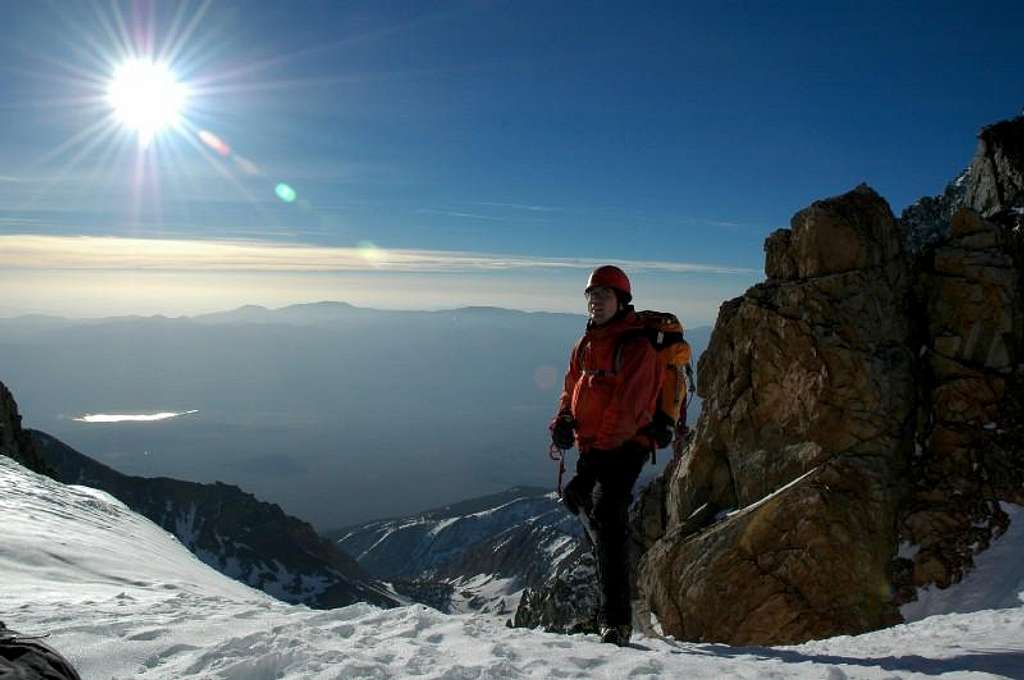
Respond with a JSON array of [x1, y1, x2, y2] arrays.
[[141, 643, 201, 669], [330, 624, 356, 638], [542, 638, 573, 649], [567, 655, 603, 670], [439, 665, 484, 680], [490, 642, 519, 661], [627, 658, 665, 677], [232, 609, 262, 620]]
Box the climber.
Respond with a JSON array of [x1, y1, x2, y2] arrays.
[[548, 265, 662, 647]]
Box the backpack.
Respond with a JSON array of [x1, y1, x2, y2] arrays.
[[615, 310, 695, 451]]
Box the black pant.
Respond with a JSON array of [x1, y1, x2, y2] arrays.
[[563, 444, 648, 628]]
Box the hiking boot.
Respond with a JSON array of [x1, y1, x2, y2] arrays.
[[599, 624, 632, 646]]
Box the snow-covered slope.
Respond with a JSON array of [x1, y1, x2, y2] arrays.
[[3, 455, 1024, 680], [33, 429, 398, 610]]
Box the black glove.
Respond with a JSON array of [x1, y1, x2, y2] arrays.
[[549, 413, 575, 450], [646, 410, 675, 449]]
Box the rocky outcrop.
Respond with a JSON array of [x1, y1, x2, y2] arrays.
[[635, 116, 1024, 645], [0, 381, 52, 478], [880, 119, 1024, 611], [640, 185, 914, 644], [963, 116, 1024, 218], [893, 207, 1024, 601], [33, 430, 399, 610], [902, 115, 1024, 250], [511, 546, 599, 634]]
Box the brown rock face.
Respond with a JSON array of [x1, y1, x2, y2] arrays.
[[645, 461, 901, 644], [640, 185, 914, 644], [639, 117, 1024, 646], [789, 183, 905, 278]]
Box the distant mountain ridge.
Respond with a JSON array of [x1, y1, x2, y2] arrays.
[[1, 301, 587, 327], [32, 429, 400, 610], [332, 486, 583, 615], [329, 486, 549, 533]]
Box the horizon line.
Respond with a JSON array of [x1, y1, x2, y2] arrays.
[[0, 299, 724, 326]]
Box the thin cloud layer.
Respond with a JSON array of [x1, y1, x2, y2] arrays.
[[0, 234, 756, 275], [472, 201, 561, 212]]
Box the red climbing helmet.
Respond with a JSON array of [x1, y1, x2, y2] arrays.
[[585, 265, 632, 303]]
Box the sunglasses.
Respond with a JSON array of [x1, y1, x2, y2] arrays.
[[584, 287, 617, 301]]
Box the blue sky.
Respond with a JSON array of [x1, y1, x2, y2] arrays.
[[1, 1, 1022, 321]]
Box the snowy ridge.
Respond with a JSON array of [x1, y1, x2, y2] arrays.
[[334, 488, 583, 613], [336, 490, 577, 578], [899, 166, 969, 252], [4, 455, 1024, 679]]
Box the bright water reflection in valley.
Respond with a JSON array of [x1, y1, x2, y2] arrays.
[[74, 410, 199, 423]]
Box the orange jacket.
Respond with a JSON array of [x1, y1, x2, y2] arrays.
[[557, 310, 662, 453]]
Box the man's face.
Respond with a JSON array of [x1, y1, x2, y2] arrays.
[[586, 286, 619, 325]]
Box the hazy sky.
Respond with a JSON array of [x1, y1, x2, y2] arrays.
[[2, 1, 1022, 322]]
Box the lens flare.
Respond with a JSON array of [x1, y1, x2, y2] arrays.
[[233, 155, 261, 175], [198, 129, 231, 157], [107, 59, 188, 141], [275, 183, 297, 203], [533, 365, 560, 391], [357, 240, 386, 265]]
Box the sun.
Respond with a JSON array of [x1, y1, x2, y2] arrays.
[[107, 59, 188, 142]]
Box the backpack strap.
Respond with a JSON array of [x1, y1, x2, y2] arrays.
[[573, 339, 610, 377], [612, 329, 648, 373], [581, 325, 685, 375], [611, 327, 685, 372], [654, 330, 685, 348]]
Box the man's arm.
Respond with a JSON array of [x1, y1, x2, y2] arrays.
[[550, 340, 583, 449], [593, 338, 660, 450], [556, 339, 582, 416]]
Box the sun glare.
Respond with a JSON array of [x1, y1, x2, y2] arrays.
[[107, 59, 187, 141], [36, 3, 316, 226]]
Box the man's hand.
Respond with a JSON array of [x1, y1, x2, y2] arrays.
[[646, 411, 675, 449], [549, 412, 575, 450]]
